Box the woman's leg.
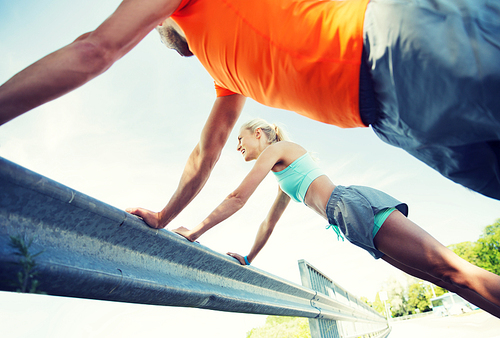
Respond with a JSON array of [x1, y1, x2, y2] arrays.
[[374, 210, 500, 318], [381, 255, 500, 317]]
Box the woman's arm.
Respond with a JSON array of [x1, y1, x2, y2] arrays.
[[173, 144, 283, 241], [227, 188, 290, 265]]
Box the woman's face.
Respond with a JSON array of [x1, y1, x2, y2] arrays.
[[237, 128, 260, 161]]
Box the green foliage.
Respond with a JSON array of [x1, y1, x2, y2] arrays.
[[9, 235, 45, 294], [406, 283, 430, 313], [448, 241, 479, 266], [386, 278, 409, 317], [449, 219, 500, 276], [475, 221, 500, 275], [371, 292, 386, 316], [246, 316, 311, 338], [406, 281, 445, 315], [364, 276, 449, 318]]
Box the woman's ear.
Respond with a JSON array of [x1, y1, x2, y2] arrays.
[[254, 128, 262, 139]]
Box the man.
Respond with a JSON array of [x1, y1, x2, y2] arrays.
[[0, 0, 499, 229]]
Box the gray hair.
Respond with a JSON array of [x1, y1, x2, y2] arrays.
[[156, 19, 193, 57], [240, 118, 290, 144]]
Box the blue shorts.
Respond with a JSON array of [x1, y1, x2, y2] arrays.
[[326, 185, 408, 259], [361, 0, 500, 200]]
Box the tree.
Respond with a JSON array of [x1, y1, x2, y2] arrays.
[[406, 281, 446, 314], [246, 316, 311, 338], [383, 277, 408, 317], [448, 241, 479, 266], [406, 283, 430, 314], [370, 293, 386, 316], [449, 219, 500, 276], [475, 220, 500, 275]]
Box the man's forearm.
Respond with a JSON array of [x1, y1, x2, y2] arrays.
[[155, 94, 246, 228], [157, 145, 214, 227], [127, 95, 245, 229]]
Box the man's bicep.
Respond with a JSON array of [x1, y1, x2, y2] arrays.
[[88, 0, 183, 57], [200, 94, 246, 152], [211, 94, 246, 128]]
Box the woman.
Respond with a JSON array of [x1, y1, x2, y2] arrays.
[[131, 118, 500, 318]]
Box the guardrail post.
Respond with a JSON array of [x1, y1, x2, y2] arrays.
[[299, 260, 342, 338], [298, 260, 391, 338]]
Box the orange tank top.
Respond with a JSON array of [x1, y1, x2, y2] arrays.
[[172, 0, 369, 128]]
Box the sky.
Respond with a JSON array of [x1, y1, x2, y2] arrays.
[[1, 0, 499, 337]]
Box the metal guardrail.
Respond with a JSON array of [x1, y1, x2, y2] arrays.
[[0, 156, 380, 323], [299, 260, 391, 338]]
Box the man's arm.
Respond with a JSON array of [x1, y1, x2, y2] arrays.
[[127, 94, 247, 228], [0, 0, 182, 126]]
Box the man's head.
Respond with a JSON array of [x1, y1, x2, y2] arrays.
[[156, 18, 193, 57]]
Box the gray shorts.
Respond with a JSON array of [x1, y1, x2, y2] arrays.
[[326, 185, 408, 259]]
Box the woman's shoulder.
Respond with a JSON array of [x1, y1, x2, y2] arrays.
[[265, 141, 309, 169], [265, 141, 307, 157], [270, 140, 306, 151]]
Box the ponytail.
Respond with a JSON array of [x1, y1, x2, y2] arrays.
[[240, 118, 290, 144]]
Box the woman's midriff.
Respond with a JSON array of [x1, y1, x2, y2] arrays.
[[304, 175, 336, 219]]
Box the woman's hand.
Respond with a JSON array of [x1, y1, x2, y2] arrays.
[[126, 207, 163, 229], [227, 252, 248, 265], [172, 226, 195, 241]]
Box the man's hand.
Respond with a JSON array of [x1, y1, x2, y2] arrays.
[[126, 207, 163, 229]]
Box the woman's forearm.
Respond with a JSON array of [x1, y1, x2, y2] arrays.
[[246, 220, 274, 263], [189, 195, 245, 240], [246, 189, 290, 263]]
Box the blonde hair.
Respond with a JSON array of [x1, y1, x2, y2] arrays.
[[240, 118, 290, 144]]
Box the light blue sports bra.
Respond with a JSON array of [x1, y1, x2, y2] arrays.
[[272, 153, 325, 203]]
